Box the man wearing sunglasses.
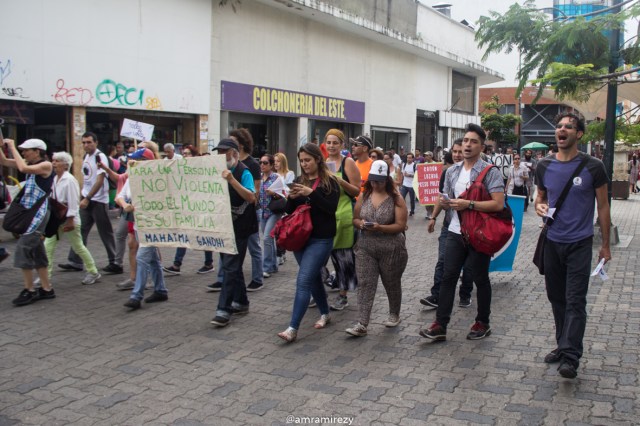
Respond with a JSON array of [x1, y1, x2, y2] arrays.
[[535, 112, 611, 379], [350, 135, 373, 193]]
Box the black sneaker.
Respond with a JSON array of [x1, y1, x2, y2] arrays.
[[544, 349, 562, 364], [458, 298, 471, 308], [558, 360, 577, 379], [211, 316, 230, 327], [103, 263, 124, 274], [419, 322, 447, 341], [124, 299, 141, 310], [58, 263, 83, 272], [419, 295, 438, 308], [144, 292, 168, 303], [207, 281, 222, 292], [12, 289, 39, 306], [246, 281, 263, 292], [197, 265, 215, 274], [230, 306, 249, 315], [162, 265, 181, 275], [467, 321, 492, 340], [38, 287, 56, 300]]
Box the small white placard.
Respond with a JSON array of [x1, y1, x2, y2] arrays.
[[121, 118, 154, 141]]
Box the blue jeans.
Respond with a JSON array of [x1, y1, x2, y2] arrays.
[[544, 236, 592, 367], [290, 238, 334, 330], [431, 225, 473, 299], [260, 213, 280, 273], [400, 185, 415, 214], [130, 246, 167, 301], [436, 232, 492, 328], [173, 248, 213, 267], [216, 236, 250, 319], [216, 231, 262, 284]]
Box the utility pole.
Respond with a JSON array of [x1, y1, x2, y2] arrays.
[[603, 0, 622, 205]]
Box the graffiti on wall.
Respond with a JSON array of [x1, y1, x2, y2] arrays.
[[0, 58, 30, 99], [0, 59, 11, 85], [50, 78, 163, 110], [52, 79, 93, 105], [96, 79, 144, 106]]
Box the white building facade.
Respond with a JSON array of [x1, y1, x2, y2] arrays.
[[1, 0, 501, 179]]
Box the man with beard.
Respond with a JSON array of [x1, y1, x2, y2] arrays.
[[535, 112, 610, 379], [209, 138, 258, 327]]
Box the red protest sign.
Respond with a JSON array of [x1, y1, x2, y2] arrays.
[[414, 163, 443, 205]]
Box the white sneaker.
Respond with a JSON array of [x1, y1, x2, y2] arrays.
[[82, 272, 102, 285], [346, 323, 368, 337], [33, 276, 41, 287], [382, 314, 401, 327], [116, 278, 135, 290], [263, 272, 271, 278]]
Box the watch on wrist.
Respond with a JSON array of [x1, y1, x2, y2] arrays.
[[469, 201, 475, 210]]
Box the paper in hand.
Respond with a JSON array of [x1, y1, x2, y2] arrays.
[[590, 258, 609, 281], [545, 207, 556, 219], [267, 176, 290, 197]]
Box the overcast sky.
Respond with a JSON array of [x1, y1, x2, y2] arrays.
[[418, 0, 543, 88]]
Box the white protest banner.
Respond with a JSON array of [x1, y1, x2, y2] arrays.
[[128, 155, 238, 254], [489, 154, 513, 181], [413, 163, 443, 205], [121, 118, 154, 142]]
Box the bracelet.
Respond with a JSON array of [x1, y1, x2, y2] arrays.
[[427, 217, 436, 221]]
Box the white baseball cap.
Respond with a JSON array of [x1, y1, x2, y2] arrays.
[[18, 139, 47, 151]]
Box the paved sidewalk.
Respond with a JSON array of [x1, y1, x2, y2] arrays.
[[0, 196, 638, 425]]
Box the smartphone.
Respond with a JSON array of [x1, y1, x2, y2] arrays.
[[286, 182, 296, 188], [95, 155, 102, 164], [363, 221, 374, 227], [439, 193, 450, 201]]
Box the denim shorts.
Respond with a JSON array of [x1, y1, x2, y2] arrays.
[[14, 232, 48, 269]]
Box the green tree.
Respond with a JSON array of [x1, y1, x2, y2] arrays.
[[475, 0, 640, 103], [480, 96, 521, 146]]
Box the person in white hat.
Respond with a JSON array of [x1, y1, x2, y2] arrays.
[[0, 138, 55, 306], [345, 159, 409, 337]]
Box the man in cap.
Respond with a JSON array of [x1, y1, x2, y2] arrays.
[[209, 138, 259, 327], [350, 135, 373, 193], [60, 132, 120, 274]]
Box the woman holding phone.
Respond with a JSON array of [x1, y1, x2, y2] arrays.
[[278, 143, 340, 342], [346, 160, 408, 337]]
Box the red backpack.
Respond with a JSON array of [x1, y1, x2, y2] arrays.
[[458, 165, 514, 255]]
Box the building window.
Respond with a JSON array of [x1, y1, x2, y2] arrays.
[[451, 72, 476, 114], [499, 104, 516, 115]]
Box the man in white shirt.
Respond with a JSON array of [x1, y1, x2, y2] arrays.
[[390, 148, 402, 170], [163, 143, 183, 160], [59, 132, 120, 274]]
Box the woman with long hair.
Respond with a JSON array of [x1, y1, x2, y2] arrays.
[[345, 160, 408, 337], [259, 154, 281, 276], [274, 152, 295, 184], [323, 129, 361, 310], [278, 143, 340, 342], [273, 152, 295, 265]]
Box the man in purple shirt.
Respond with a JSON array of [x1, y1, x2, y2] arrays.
[[535, 112, 611, 379]]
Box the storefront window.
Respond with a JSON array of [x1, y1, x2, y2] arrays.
[[451, 72, 476, 114]]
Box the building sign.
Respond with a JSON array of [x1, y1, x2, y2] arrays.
[[221, 81, 365, 123]]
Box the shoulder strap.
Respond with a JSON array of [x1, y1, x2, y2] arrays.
[[340, 156, 349, 184], [550, 155, 589, 224], [474, 164, 494, 183]]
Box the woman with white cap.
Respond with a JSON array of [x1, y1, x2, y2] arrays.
[[346, 159, 408, 337], [0, 138, 55, 306]]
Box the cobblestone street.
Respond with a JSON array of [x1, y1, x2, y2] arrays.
[[1, 195, 639, 425]]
